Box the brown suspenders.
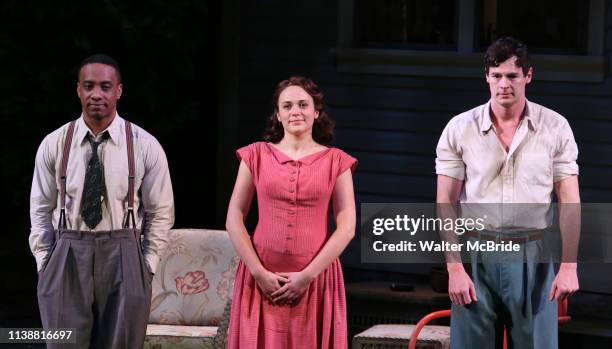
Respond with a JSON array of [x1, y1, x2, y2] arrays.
[[58, 121, 76, 230], [57, 119, 136, 231], [124, 121, 136, 229]]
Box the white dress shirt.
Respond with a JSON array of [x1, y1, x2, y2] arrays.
[[436, 100, 579, 229], [30, 114, 175, 272]]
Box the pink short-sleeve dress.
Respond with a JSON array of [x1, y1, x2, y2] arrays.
[[228, 142, 357, 349]]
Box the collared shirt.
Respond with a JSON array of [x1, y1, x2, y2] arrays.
[[30, 114, 174, 272], [435, 100, 579, 228]]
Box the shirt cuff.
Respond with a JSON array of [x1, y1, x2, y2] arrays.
[[144, 253, 160, 275], [553, 164, 579, 183], [435, 161, 466, 181]]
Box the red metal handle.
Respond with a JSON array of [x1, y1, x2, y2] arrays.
[[408, 310, 451, 349]]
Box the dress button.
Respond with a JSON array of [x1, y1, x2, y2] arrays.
[[290, 178, 295, 182], [286, 236, 292, 240], [291, 162, 297, 167], [288, 223, 293, 227]]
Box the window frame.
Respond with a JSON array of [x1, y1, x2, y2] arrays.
[[335, 0, 606, 82]]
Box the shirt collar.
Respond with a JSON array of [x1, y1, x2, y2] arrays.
[[523, 100, 538, 132], [76, 113, 123, 145], [481, 101, 494, 133], [481, 99, 538, 133]]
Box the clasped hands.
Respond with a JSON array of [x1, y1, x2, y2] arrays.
[[254, 269, 313, 305]]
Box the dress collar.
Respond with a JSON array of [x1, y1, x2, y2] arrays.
[[264, 142, 332, 165]]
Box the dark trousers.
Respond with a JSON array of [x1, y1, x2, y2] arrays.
[[37, 229, 152, 349]]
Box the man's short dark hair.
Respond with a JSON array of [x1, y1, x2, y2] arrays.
[[79, 54, 122, 82], [484, 37, 532, 76]]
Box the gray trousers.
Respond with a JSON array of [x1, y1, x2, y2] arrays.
[[37, 229, 152, 349], [450, 240, 557, 349]]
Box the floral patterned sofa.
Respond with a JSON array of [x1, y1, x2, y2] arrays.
[[144, 229, 240, 349]]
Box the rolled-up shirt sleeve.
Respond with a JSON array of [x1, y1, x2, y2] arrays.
[[29, 134, 59, 272], [436, 120, 466, 180], [140, 137, 175, 274], [553, 119, 579, 182]]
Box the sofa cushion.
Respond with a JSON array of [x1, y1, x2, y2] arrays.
[[144, 324, 217, 349], [146, 324, 218, 337], [148, 229, 239, 326]]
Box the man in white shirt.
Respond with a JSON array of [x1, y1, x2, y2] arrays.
[[30, 54, 174, 348], [436, 38, 580, 348]]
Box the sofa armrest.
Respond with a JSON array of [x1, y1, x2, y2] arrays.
[[213, 297, 232, 348]]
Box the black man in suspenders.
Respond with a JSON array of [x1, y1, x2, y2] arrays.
[[29, 54, 174, 348]]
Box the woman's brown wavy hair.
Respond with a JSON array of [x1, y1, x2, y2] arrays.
[[262, 76, 335, 145]]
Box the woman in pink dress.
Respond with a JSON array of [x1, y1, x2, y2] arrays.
[[226, 76, 357, 348]]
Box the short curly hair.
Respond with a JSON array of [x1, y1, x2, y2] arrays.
[[484, 37, 532, 76]]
